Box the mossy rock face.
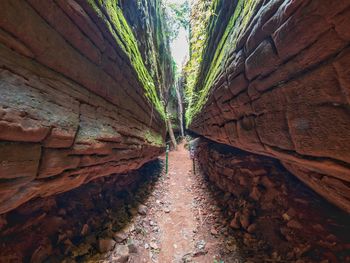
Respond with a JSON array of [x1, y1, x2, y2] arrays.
[[87, 0, 172, 120], [121, 0, 174, 106], [185, 0, 260, 126], [144, 129, 164, 147], [183, 0, 213, 125]]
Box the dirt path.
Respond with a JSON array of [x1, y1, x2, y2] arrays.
[[156, 143, 197, 262], [3, 141, 349, 262], [83, 139, 350, 263], [126, 141, 241, 263]]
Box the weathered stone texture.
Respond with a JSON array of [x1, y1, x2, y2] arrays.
[[190, 0, 350, 212], [194, 139, 350, 261], [0, 0, 166, 214], [0, 160, 161, 261]]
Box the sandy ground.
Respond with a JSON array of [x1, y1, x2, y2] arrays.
[[127, 142, 241, 263]]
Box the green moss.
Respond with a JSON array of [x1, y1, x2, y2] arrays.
[[87, 0, 166, 119], [185, 0, 259, 127], [183, 0, 215, 125], [144, 130, 164, 147]]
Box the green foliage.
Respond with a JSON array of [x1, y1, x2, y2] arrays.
[[184, 0, 259, 127], [164, 1, 191, 42], [87, 0, 166, 119], [183, 0, 215, 126]]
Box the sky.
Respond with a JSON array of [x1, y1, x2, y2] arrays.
[[165, 0, 190, 69], [166, 0, 187, 5], [171, 27, 189, 68]]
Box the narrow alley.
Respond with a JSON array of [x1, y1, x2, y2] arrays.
[[132, 141, 242, 263], [0, 0, 350, 262], [95, 141, 243, 263]]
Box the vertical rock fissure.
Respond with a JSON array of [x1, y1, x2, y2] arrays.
[[1, 0, 350, 262]]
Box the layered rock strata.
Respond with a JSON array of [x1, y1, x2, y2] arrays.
[[0, 160, 162, 262], [189, 0, 350, 212], [195, 139, 350, 262], [0, 0, 167, 214]]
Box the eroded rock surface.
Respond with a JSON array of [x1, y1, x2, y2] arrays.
[[189, 0, 350, 212], [195, 139, 350, 262], [0, 0, 168, 214], [0, 160, 163, 262]]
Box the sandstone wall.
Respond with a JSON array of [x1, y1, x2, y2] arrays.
[[121, 0, 174, 101], [194, 139, 350, 261], [0, 0, 167, 214], [0, 160, 161, 261], [189, 0, 350, 212]]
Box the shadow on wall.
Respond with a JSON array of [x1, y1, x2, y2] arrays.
[[194, 138, 350, 262], [0, 160, 164, 262]]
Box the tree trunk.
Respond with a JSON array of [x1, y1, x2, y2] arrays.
[[175, 79, 185, 137], [167, 117, 177, 150]]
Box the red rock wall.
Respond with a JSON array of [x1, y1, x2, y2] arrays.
[[0, 0, 166, 214], [190, 0, 350, 212], [0, 160, 161, 261], [194, 139, 350, 261]]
